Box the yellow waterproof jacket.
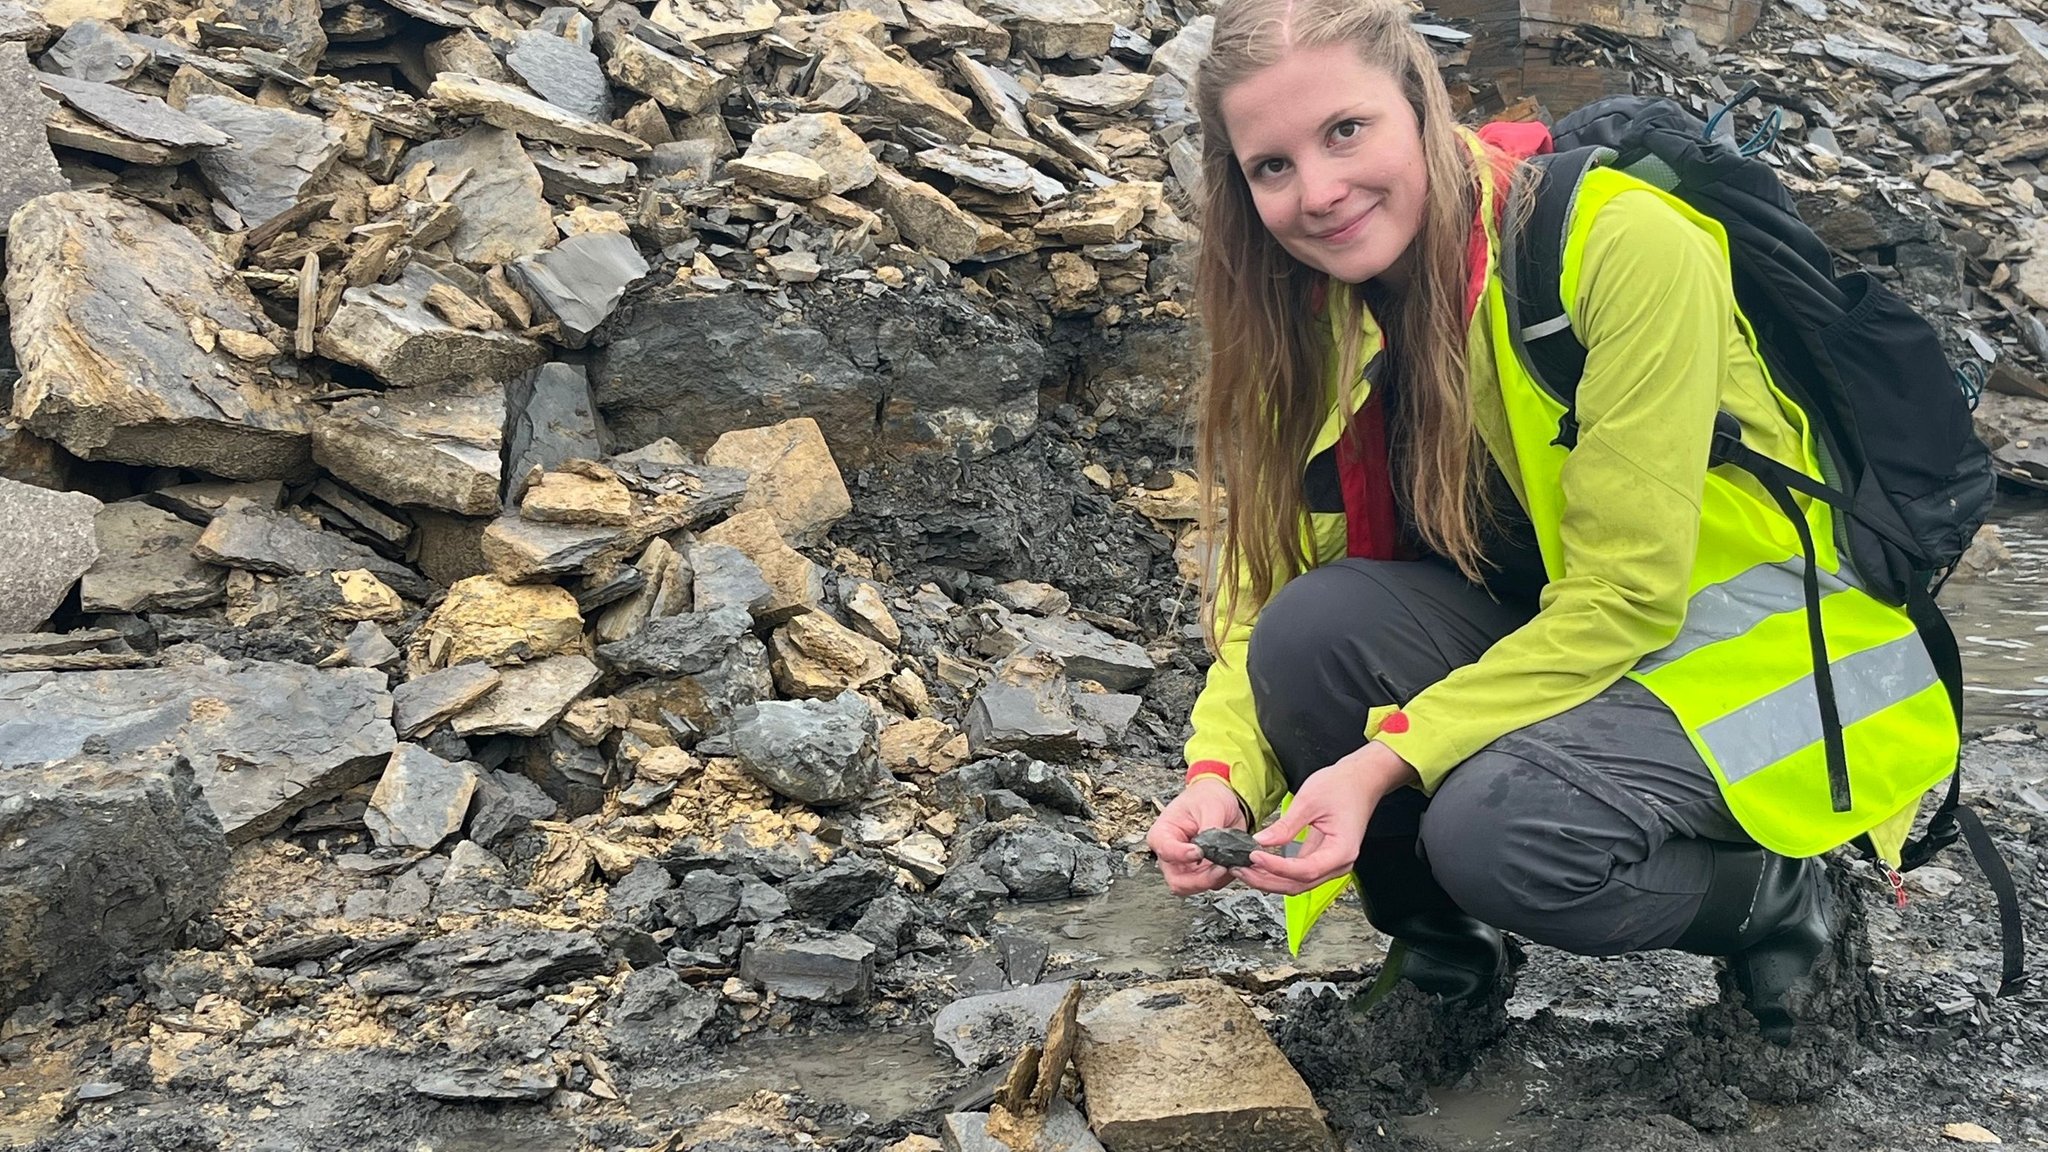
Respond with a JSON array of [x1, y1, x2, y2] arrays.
[[1186, 151, 1943, 868]]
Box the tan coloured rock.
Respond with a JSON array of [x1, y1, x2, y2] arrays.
[[770, 611, 895, 698], [333, 570, 406, 622], [767, 251, 821, 282], [521, 467, 635, 526], [27, 0, 139, 27], [703, 417, 852, 547], [1040, 72, 1156, 113], [843, 581, 901, 649], [1076, 979, 1332, 1152], [886, 668, 932, 717], [773, 9, 890, 50], [899, 0, 1009, 54], [429, 72, 651, 158], [1923, 168, 1992, 209], [592, 537, 691, 643], [727, 150, 832, 199], [858, 166, 993, 264], [604, 34, 730, 116], [416, 575, 584, 669], [979, 0, 1113, 58], [879, 716, 954, 771], [650, 0, 780, 45], [748, 112, 876, 194], [814, 29, 975, 143], [1037, 182, 1155, 244], [6, 191, 314, 480], [699, 509, 823, 623], [1123, 471, 1203, 521]]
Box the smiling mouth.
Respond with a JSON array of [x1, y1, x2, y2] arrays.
[[1311, 205, 1375, 242]]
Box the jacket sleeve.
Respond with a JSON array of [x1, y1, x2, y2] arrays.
[[1374, 189, 1725, 790], [1183, 555, 1290, 822]]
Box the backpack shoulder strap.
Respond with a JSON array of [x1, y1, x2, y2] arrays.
[[1504, 146, 1608, 448]]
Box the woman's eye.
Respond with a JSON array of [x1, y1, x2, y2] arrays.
[[1254, 158, 1288, 178], [1331, 119, 1363, 142]]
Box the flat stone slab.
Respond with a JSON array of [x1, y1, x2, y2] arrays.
[[448, 655, 599, 737], [1075, 979, 1331, 1152], [366, 743, 479, 850], [429, 71, 650, 158], [5, 191, 315, 478], [312, 378, 505, 516], [78, 500, 224, 614], [194, 497, 431, 600], [1013, 615, 1154, 691], [35, 70, 229, 149], [0, 659, 395, 843], [393, 662, 502, 737], [513, 229, 649, 343], [0, 477, 100, 633]]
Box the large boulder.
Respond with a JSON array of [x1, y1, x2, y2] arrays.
[[0, 749, 229, 1013], [592, 284, 1042, 465], [0, 659, 394, 842], [0, 476, 99, 632], [5, 191, 315, 478]]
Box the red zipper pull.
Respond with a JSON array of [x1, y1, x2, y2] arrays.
[[1883, 865, 1908, 910]]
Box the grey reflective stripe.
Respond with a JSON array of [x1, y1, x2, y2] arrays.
[[1636, 558, 1861, 673], [1522, 313, 1573, 340], [1701, 631, 1939, 785]]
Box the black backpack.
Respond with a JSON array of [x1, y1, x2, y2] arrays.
[[1502, 89, 2022, 995]]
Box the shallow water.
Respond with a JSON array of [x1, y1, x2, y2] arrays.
[[1942, 494, 2048, 728]]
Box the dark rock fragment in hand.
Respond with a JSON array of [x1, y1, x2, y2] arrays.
[[1192, 827, 1272, 869]]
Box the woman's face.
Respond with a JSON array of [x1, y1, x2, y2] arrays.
[[1219, 44, 1429, 286]]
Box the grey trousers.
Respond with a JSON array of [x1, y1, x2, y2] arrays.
[[1246, 558, 1753, 956]]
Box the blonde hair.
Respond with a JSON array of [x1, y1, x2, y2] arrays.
[[1194, 0, 1495, 642]]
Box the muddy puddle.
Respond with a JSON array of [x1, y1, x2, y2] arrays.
[[1944, 494, 2048, 727]]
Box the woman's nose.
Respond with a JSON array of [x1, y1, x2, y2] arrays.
[[1297, 157, 1349, 216]]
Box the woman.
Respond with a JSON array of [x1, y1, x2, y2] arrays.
[[1146, 0, 1958, 1044]]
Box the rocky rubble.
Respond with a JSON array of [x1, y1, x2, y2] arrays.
[[4, 0, 2048, 1149]]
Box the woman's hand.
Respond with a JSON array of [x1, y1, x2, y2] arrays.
[[1237, 742, 1419, 895], [1148, 775, 1249, 896]]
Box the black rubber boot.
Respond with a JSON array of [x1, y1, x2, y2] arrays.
[[1671, 842, 1833, 1045], [1353, 836, 1508, 1008]]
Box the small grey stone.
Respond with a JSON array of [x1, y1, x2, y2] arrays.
[[739, 934, 876, 1005], [783, 855, 895, 921], [35, 71, 229, 150], [943, 1100, 1101, 1152], [966, 679, 1080, 761], [365, 744, 479, 850], [434, 839, 514, 912], [688, 543, 775, 616], [514, 730, 610, 816], [339, 621, 400, 668], [606, 858, 674, 926], [414, 1065, 559, 1102], [393, 663, 502, 739], [671, 870, 742, 929], [1192, 827, 1270, 870], [467, 769, 557, 846], [978, 824, 1115, 901], [513, 230, 650, 345], [729, 692, 885, 807], [598, 607, 753, 677]]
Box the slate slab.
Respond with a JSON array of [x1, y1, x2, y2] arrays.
[[0, 659, 395, 842]]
